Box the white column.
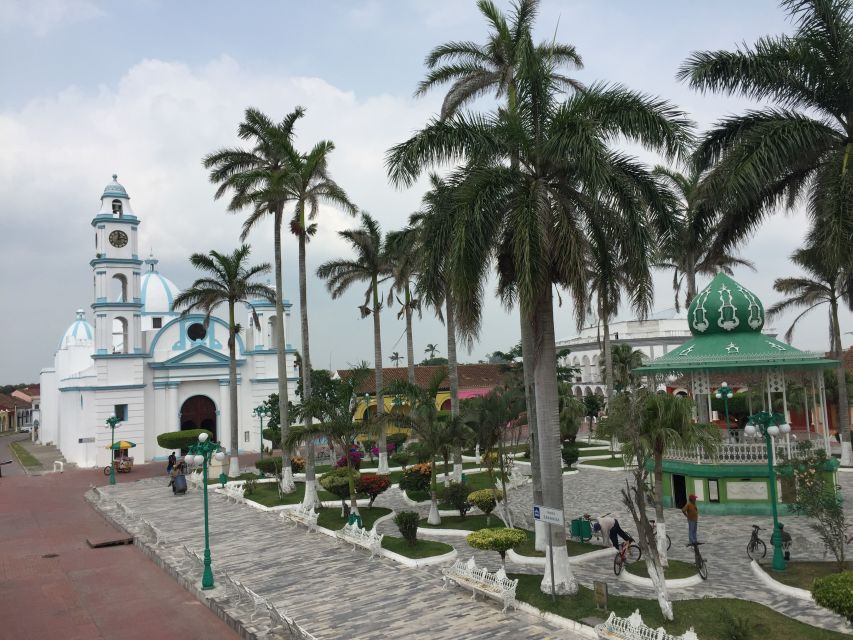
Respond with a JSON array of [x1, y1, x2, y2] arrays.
[[167, 383, 179, 432], [219, 381, 230, 451]]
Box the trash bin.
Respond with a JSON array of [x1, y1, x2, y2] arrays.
[[570, 517, 592, 541]]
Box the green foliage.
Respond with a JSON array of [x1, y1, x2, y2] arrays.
[[812, 572, 853, 624], [398, 463, 431, 492], [394, 511, 420, 545], [561, 442, 580, 468], [443, 482, 471, 517], [419, 356, 449, 366], [468, 488, 502, 524], [319, 467, 360, 500], [156, 429, 214, 451], [559, 395, 584, 442], [243, 478, 257, 496], [356, 473, 391, 506], [262, 427, 281, 444], [390, 451, 411, 467], [718, 608, 753, 640], [386, 432, 408, 449], [466, 528, 528, 562], [255, 457, 283, 475], [405, 441, 432, 463]]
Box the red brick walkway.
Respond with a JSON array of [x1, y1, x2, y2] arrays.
[[0, 461, 240, 640]]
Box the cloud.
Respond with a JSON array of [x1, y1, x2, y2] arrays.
[[0, 0, 103, 36]]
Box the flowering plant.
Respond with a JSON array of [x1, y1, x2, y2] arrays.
[[336, 448, 364, 470], [370, 443, 397, 457], [399, 462, 431, 492], [290, 456, 305, 473], [356, 473, 392, 506]]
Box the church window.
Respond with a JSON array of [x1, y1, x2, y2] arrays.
[[112, 317, 129, 353], [112, 199, 123, 217], [152, 317, 162, 329], [244, 431, 250, 443], [114, 404, 128, 421], [187, 322, 207, 342]]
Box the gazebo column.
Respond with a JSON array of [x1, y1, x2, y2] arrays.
[[818, 372, 831, 454]]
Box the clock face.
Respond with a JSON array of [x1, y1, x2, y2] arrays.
[[109, 230, 128, 248]]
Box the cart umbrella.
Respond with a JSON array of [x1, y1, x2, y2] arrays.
[[105, 440, 137, 449]]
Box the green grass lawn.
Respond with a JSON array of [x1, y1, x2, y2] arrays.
[[626, 559, 697, 580], [10, 441, 41, 468], [316, 507, 391, 530], [404, 469, 498, 503], [580, 457, 629, 468], [511, 574, 849, 640], [381, 535, 454, 559], [765, 561, 852, 590], [244, 481, 336, 507], [207, 471, 260, 485], [511, 529, 601, 558], [420, 514, 498, 530]]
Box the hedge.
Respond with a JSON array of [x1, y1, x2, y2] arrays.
[[157, 429, 214, 451], [812, 571, 853, 623], [466, 528, 527, 564]]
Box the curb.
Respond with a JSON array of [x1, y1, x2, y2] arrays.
[[576, 462, 636, 472], [378, 546, 458, 568], [506, 547, 613, 568], [750, 560, 813, 601], [619, 566, 704, 589], [514, 601, 598, 639]]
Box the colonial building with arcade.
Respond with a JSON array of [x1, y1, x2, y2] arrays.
[[38, 175, 298, 468]]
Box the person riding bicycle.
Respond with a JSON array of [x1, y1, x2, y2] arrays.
[[590, 514, 634, 550]]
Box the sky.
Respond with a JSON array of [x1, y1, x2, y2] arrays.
[[1, 0, 850, 382]]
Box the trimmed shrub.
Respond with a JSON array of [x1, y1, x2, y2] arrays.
[[255, 458, 283, 475], [262, 427, 281, 445], [386, 432, 408, 450], [319, 467, 360, 501], [336, 449, 364, 470], [157, 429, 214, 451], [356, 474, 391, 507], [443, 482, 471, 517], [394, 511, 419, 545], [561, 442, 580, 468], [468, 489, 503, 525], [390, 452, 411, 468], [466, 528, 528, 565], [399, 463, 431, 492], [406, 442, 432, 463], [290, 456, 305, 473], [812, 572, 853, 623]]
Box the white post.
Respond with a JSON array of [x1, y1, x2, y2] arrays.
[[818, 373, 831, 455]]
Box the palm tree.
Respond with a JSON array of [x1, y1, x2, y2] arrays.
[[677, 0, 853, 269], [424, 344, 440, 359], [651, 164, 755, 310], [603, 344, 646, 394], [386, 227, 421, 385], [389, 352, 403, 367], [204, 106, 303, 493], [317, 212, 393, 473], [767, 245, 853, 465], [284, 136, 357, 508], [172, 246, 274, 476]]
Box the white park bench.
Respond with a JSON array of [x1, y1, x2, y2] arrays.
[[266, 602, 319, 640], [595, 610, 699, 640], [335, 521, 383, 559], [279, 504, 318, 531], [441, 556, 518, 613], [140, 518, 164, 546], [223, 484, 245, 504]]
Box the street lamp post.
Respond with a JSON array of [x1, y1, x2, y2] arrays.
[[105, 416, 121, 486], [186, 432, 226, 590], [253, 404, 270, 462], [715, 382, 734, 439], [744, 411, 791, 571]]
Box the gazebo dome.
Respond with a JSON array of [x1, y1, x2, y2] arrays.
[[59, 309, 94, 350], [141, 253, 180, 313], [687, 273, 765, 336]]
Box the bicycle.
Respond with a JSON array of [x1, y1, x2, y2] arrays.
[[612, 540, 642, 576], [649, 519, 672, 551], [687, 542, 708, 580], [746, 524, 767, 561]]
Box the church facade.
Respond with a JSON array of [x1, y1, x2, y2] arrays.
[[39, 176, 299, 468]]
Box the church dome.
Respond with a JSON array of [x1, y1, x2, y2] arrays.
[[59, 309, 94, 349], [102, 174, 129, 199], [141, 253, 180, 314], [687, 273, 765, 336]]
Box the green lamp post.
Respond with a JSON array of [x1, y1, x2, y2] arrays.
[[105, 415, 121, 486], [715, 381, 734, 438], [253, 404, 270, 461], [186, 432, 226, 590], [745, 411, 791, 571]]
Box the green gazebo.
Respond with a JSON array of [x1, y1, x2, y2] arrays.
[[636, 273, 838, 515]]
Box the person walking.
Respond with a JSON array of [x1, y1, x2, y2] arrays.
[[682, 494, 699, 544], [166, 451, 176, 475]]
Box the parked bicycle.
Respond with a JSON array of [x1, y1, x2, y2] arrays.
[[687, 542, 708, 580], [612, 540, 642, 576], [649, 519, 672, 551], [747, 524, 767, 561]]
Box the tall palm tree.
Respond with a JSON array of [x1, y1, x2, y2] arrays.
[[389, 352, 403, 367], [386, 227, 421, 385], [317, 212, 393, 473], [204, 106, 303, 492], [677, 0, 853, 269], [602, 343, 647, 394], [767, 245, 853, 465], [651, 164, 756, 310], [284, 136, 357, 508], [172, 246, 274, 476], [424, 343, 440, 359], [389, 58, 690, 597]]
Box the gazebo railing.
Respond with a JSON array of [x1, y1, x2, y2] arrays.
[[666, 432, 824, 465]]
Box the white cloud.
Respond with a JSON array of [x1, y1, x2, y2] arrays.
[[0, 0, 103, 36]]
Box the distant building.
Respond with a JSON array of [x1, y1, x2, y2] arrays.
[[12, 384, 40, 436]]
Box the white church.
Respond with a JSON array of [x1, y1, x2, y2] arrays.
[[39, 175, 299, 468]]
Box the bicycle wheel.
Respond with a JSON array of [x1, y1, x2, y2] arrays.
[[613, 554, 623, 576], [665, 534, 672, 551], [625, 544, 642, 563], [698, 557, 708, 580], [747, 539, 766, 561], [103, 466, 111, 476]]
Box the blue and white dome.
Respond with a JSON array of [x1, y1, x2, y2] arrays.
[[59, 309, 94, 350], [141, 253, 180, 314], [102, 174, 129, 199]]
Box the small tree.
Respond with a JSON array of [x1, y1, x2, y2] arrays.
[[466, 528, 527, 568], [444, 482, 471, 517], [561, 442, 580, 469], [394, 511, 420, 545], [468, 489, 502, 526], [319, 467, 360, 517], [356, 473, 391, 508]]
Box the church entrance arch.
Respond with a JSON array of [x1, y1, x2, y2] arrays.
[[179, 395, 217, 440]]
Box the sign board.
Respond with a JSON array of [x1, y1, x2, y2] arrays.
[[593, 580, 608, 610], [78, 437, 95, 444], [533, 505, 564, 526]]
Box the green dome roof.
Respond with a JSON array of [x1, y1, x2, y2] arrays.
[[687, 273, 764, 336]]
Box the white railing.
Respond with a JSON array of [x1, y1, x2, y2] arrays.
[[595, 610, 698, 640], [666, 432, 825, 465]]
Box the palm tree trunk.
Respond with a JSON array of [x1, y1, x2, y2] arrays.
[[405, 284, 416, 385], [373, 276, 388, 474], [654, 451, 668, 567], [521, 317, 547, 551], [831, 299, 852, 466], [428, 454, 441, 525], [298, 233, 320, 507], [685, 253, 698, 306], [533, 287, 577, 595], [274, 209, 294, 493], [227, 301, 240, 477], [347, 458, 359, 517], [446, 292, 463, 483], [602, 312, 614, 401]]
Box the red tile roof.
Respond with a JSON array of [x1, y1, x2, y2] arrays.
[[336, 363, 507, 395], [0, 393, 26, 411]]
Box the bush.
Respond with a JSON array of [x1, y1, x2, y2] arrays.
[[157, 429, 214, 451], [390, 451, 411, 468], [290, 456, 305, 473], [386, 432, 408, 449], [561, 442, 580, 468], [521, 445, 531, 460], [243, 478, 257, 496], [719, 608, 753, 640], [812, 572, 853, 624], [319, 467, 360, 501], [255, 458, 283, 475], [399, 463, 431, 492], [406, 442, 432, 463], [356, 474, 391, 507], [466, 528, 528, 565], [262, 427, 281, 445], [468, 489, 503, 524], [336, 449, 364, 470], [394, 511, 419, 545], [443, 482, 471, 517]]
